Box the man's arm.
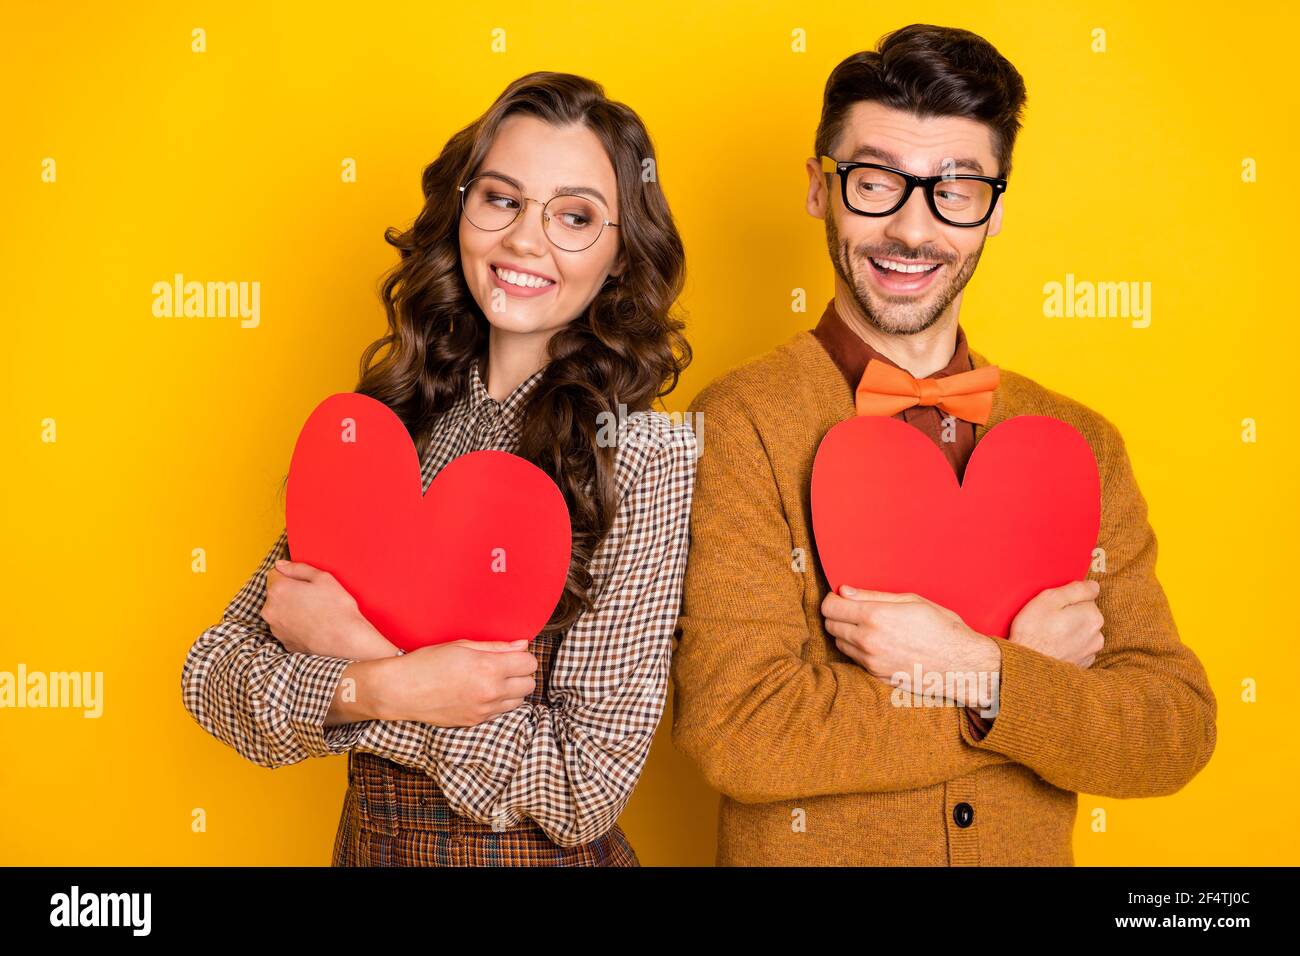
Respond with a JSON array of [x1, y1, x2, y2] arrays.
[[957, 417, 1217, 797], [671, 381, 1012, 805]]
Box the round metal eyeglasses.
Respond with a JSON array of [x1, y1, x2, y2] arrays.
[[458, 175, 620, 252]]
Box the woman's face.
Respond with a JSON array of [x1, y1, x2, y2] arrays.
[[459, 113, 624, 340]]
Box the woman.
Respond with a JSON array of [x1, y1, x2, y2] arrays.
[[181, 72, 696, 866]]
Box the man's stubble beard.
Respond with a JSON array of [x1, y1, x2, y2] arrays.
[[825, 213, 986, 336]]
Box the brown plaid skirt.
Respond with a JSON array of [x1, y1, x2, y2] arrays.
[[331, 631, 641, 866]]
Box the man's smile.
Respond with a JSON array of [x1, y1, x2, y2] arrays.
[[865, 255, 943, 294]]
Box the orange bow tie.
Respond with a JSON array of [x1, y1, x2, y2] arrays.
[[855, 359, 1000, 424]]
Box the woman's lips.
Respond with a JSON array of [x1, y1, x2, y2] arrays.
[[490, 264, 557, 298]]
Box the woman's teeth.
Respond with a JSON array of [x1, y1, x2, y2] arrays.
[[871, 257, 939, 274], [493, 266, 554, 288]]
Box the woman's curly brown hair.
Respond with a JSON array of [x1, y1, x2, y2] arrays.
[[343, 71, 689, 634]]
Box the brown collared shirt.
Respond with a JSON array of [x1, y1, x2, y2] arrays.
[[811, 298, 994, 736], [182, 356, 698, 845], [811, 298, 978, 481]]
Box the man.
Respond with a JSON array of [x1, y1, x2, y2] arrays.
[[670, 23, 1216, 866]]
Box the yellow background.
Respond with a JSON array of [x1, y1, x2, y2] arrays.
[[2, 0, 1295, 865]]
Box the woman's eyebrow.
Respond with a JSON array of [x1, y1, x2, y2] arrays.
[[476, 168, 524, 189], [478, 168, 609, 206], [554, 184, 610, 206]]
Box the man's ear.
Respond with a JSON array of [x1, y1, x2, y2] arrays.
[[805, 157, 830, 220], [987, 193, 1005, 238]]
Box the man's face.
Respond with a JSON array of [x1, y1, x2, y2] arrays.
[[806, 101, 1005, 335]]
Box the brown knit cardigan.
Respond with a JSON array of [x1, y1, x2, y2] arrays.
[[670, 329, 1217, 865]]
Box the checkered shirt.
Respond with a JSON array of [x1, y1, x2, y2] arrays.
[[182, 357, 697, 846]]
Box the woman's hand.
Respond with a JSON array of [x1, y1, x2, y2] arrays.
[[262, 559, 401, 661], [372, 639, 539, 726], [1008, 579, 1104, 668]]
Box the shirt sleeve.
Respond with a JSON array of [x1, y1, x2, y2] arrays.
[[181, 528, 375, 768], [670, 382, 1016, 804], [340, 417, 697, 846], [965, 706, 993, 740], [957, 416, 1218, 797]]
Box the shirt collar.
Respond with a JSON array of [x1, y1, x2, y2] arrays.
[[459, 353, 547, 432], [811, 297, 973, 390]]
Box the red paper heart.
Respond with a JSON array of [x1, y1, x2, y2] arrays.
[[285, 392, 571, 652], [811, 415, 1100, 638]]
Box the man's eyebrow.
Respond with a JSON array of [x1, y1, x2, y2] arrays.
[[845, 144, 987, 176], [476, 169, 610, 206]]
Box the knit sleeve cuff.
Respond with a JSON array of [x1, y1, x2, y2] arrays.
[[957, 637, 1083, 762], [289, 654, 370, 757]]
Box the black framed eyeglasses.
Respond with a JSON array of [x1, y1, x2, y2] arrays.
[[820, 155, 1007, 227], [458, 174, 619, 252]]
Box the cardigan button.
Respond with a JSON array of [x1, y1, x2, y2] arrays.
[[953, 802, 974, 828]]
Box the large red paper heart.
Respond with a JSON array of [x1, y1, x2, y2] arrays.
[[811, 415, 1100, 638], [285, 392, 571, 652]]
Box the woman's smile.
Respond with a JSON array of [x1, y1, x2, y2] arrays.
[[490, 261, 557, 297]]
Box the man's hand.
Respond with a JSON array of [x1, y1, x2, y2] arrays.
[[822, 586, 1000, 705], [263, 559, 400, 660], [1009, 579, 1104, 668]]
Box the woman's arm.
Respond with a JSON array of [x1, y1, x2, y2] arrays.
[[336, 416, 697, 846], [325, 659, 394, 726], [183, 532, 542, 763], [180, 529, 378, 767]]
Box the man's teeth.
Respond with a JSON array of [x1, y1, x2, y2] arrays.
[[493, 266, 554, 288], [871, 257, 939, 274]]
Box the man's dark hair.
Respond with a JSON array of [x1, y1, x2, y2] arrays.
[[814, 24, 1028, 180]]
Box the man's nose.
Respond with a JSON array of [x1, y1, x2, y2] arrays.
[[881, 186, 941, 253]]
